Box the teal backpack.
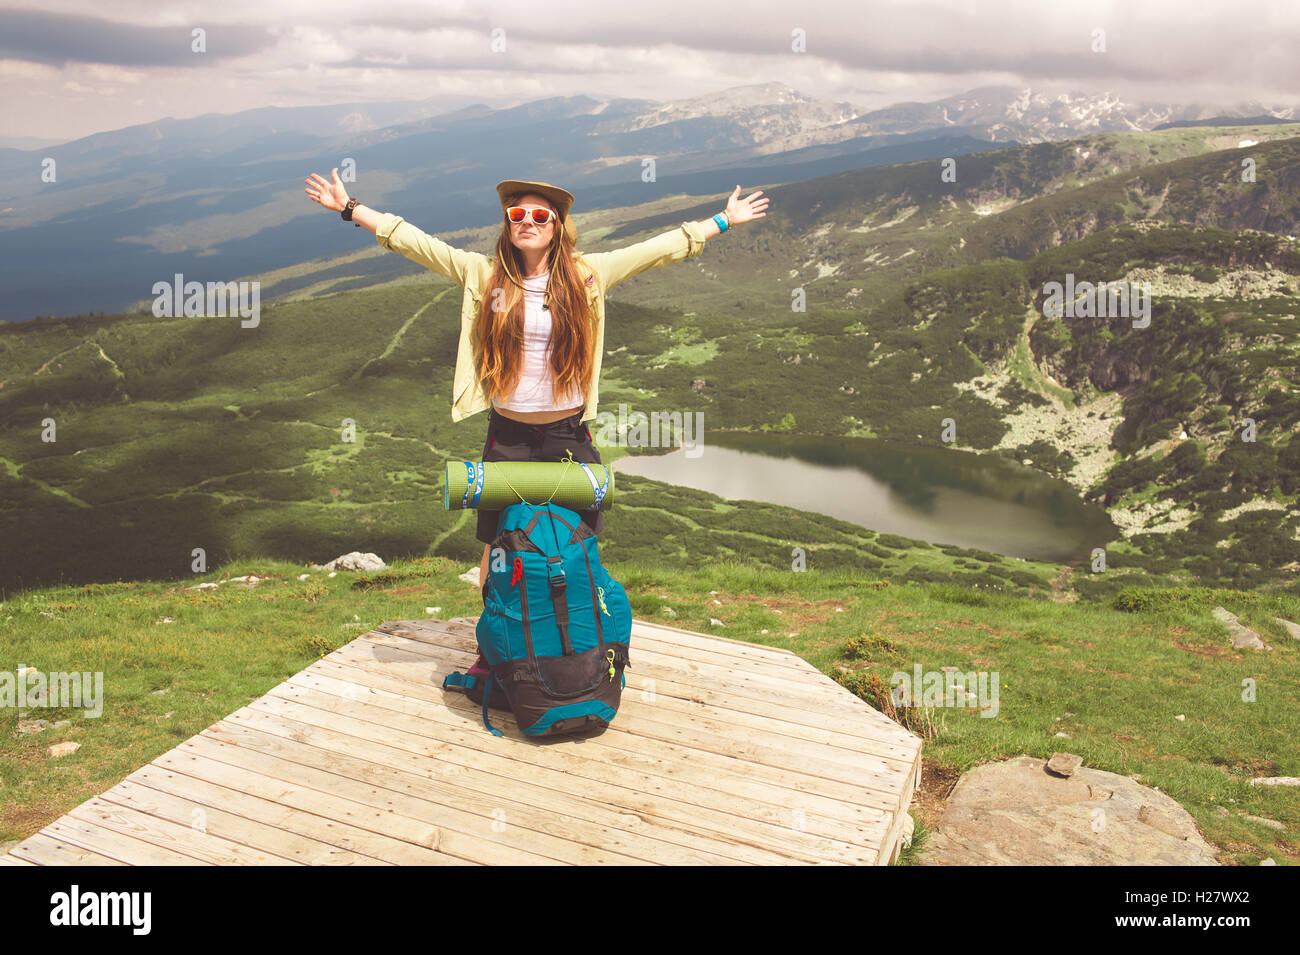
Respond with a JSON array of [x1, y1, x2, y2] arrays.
[[443, 501, 632, 737]]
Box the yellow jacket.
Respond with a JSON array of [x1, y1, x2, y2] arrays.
[[374, 213, 711, 424]]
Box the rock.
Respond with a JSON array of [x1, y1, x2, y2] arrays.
[[691, 379, 706, 392], [17, 719, 49, 735], [425, 607, 442, 615], [1273, 617, 1300, 640], [1054, 732, 1070, 739], [1046, 753, 1083, 777], [322, 552, 387, 573], [1240, 813, 1284, 831], [1138, 804, 1189, 840], [917, 755, 1220, 865], [1212, 606, 1268, 650], [150, 688, 168, 696], [459, 567, 482, 586], [711, 599, 722, 606], [760, 629, 769, 634], [299, 573, 311, 580], [1174, 714, 1185, 721], [662, 607, 676, 618], [184, 581, 220, 591], [708, 590, 718, 595], [1260, 858, 1277, 866], [901, 813, 915, 849], [159, 616, 175, 624], [709, 618, 725, 627], [48, 742, 80, 758], [1249, 776, 1300, 787]]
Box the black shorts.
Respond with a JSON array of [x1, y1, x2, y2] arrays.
[[475, 406, 606, 545]]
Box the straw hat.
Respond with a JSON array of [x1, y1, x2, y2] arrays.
[[496, 179, 577, 243]]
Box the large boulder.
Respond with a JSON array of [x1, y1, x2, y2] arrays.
[[919, 755, 1220, 865]]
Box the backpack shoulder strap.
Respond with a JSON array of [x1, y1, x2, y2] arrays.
[[481, 672, 504, 737]]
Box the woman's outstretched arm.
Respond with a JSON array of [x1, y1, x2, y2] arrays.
[[586, 185, 770, 292], [305, 167, 489, 288]]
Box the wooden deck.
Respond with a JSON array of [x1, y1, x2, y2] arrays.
[[1, 617, 922, 866]]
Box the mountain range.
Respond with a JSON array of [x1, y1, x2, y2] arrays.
[[2, 83, 1297, 323]]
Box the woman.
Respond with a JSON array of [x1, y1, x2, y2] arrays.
[[303, 172, 769, 600]]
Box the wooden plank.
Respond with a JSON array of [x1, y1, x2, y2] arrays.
[[50, 807, 211, 865], [8, 833, 128, 866], [165, 737, 647, 866], [628, 618, 806, 656], [0, 853, 39, 865], [876, 744, 924, 866], [342, 636, 918, 794], [98, 777, 344, 866], [88, 780, 303, 866], [254, 681, 885, 863], [125, 753, 474, 866], [185, 725, 765, 866], [214, 703, 870, 865]]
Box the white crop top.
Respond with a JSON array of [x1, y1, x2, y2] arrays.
[[490, 271, 583, 412]]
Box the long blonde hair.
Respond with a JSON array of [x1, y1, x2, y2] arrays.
[[474, 193, 595, 407]]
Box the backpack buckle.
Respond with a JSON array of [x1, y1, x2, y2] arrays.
[[547, 559, 566, 594]]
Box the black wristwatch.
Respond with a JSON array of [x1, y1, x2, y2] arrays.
[[341, 197, 360, 226]]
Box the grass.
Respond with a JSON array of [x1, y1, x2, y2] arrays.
[[1, 555, 1297, 865]]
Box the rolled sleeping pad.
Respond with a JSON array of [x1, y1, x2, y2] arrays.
[[444, 459, 614, 511]]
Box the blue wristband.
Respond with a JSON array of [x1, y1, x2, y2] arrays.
[[712, 212, 729, 233]]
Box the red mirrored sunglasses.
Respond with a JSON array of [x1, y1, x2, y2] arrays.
[[506, 206, 556, 225]]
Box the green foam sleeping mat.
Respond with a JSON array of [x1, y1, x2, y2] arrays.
[[444, 457, 614, 511]]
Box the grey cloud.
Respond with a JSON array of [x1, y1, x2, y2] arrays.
[[0, 9, 277, 66]]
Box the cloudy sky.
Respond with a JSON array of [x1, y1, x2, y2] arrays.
[[2, 0, 1298, 145]]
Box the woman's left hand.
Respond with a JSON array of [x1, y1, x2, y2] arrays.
[[723, 185, 770, 226]]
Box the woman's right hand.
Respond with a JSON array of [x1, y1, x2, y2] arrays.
[[304, 168, 349, 213]]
